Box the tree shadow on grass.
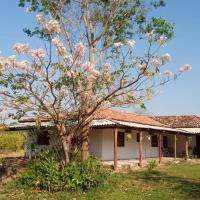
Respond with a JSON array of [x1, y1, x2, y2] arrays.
[[132, 170, 200, 199]]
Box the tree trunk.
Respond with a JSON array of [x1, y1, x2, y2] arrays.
[[56, 123, 70, 166], [81, 122, 90, 161], [61, 135, 70, 165]]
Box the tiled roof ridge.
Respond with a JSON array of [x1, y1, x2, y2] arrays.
[[94, 109, 165, 127], [152, 115, 200, 128]]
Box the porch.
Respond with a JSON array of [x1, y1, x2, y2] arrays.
[[102, 157, 184, 169], [90, 119, 196, 170]]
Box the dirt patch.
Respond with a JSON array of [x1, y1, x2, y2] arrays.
[[0, 150, 25, 159], [0, 157, 29, 184]]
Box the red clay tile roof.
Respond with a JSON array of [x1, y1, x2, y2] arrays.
[[94, 109, 165, 127], [19, 116, 51, 123], [153, 115, 200, 128], [19, 109, 165, 127]]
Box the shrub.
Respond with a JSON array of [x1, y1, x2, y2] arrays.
[[146, 160, 158, 172], [17, 150, 109, 192], [0, 132, 26, 152], [63, 154, 108, 191]]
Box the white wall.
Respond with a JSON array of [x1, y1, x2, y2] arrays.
[[90, 128, 159, 161], [89, 129, 103, 158], [26, 127, 198, 160], [25, 129, 61, 157]]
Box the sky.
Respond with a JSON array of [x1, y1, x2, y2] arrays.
[[0, 0, 199, 116]]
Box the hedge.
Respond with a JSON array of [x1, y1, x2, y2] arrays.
[[0, 132, 26, 152]]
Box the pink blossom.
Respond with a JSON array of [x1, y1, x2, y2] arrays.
[[161, 53, 171, 63], [66, 71, 72, 78], [83, 62, 94, 72], [0, 57, 7, 70], [146, 30, 154, 41], [157, 36, 167, 47], [137, 63, 147, 71], [179, 64, 192, 72], [164, 70, 173, 77], [63, 55, 73, 64], [151, 59, 161, 68], [104, 71, 111, 82], [87, 74, 96, 82], [146, 30, 155, 42], [31, 48, 46, 61], [74, 42, 86, 58], [57, 46, 66, 56], [113, 42, 123, 48], [127, 40, 136, 47], [36, 14, 45, 25], [92, 70, 100, 77], [13, 43, 30, 54], [52, 37, 67, 56], [16, 60, 30, 71], [43, 20, 61, 34], [74, 61, 82, 67], [103, 63, 111, 69], [26, 7, 32, 13], [60, 86, 69, 96], [52, 37, 61, 46], [7, 55, 17, 67]]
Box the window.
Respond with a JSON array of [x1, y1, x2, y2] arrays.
[[37, 131, 50, 145], [151, 135, 158, 147], [136, 133, 140, 142], [163, 136, 168, 148], [117, 132, 125, 147]]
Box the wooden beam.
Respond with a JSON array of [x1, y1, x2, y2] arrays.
[[139, 131, 143, 167], [114, 126, 118, 170], [185, 136, 189, 160], [158, 133, 163, 163], [174, 134, 177, 161]]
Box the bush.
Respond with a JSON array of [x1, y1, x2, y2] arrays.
[[63, 154, 108, 191], [17, 150, 109, 192], [146, 160, 158, 172], [0, 132, 26, 152]]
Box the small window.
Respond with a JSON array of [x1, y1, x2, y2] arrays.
[[136, 133, 140, 142], [151, 135, 158, 147], [37, 131, 50, 145], [117, 132, 125, 147], [163, 136, 168, 148]]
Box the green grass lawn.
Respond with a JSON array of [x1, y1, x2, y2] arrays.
[[1, 161, 200, 200]]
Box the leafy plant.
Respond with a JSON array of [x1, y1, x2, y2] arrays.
[[62, 154, 109, 191], [146, 160, 158, 172], [16, 150, 109, 192]]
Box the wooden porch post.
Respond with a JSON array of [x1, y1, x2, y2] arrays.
[[114, 126, 118, 170], [174, 134, 177, 161], [185, 136, 189, 160], [139, 131, 143, 167], [158, 133, 163, 163]]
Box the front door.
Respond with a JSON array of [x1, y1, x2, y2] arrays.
[[196, 135, 200, 158]]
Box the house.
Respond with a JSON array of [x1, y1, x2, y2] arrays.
[[8, 109, 199, 169]]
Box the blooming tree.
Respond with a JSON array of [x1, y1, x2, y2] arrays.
[[0, 0, 191, 164]]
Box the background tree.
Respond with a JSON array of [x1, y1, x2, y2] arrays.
[[0, 0, 191, 164]]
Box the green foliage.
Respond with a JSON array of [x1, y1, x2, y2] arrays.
[[18, 0, 174, 43], [146, 159, 158, 172], [63, 153, 109, 191], [0, 132, 26, 152], [3, 163, 200, 199], [144, 17, 175, 40], [17, 150, 109, 192]]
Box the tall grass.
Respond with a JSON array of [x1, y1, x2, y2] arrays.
[[0, 131, 26, 152]]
